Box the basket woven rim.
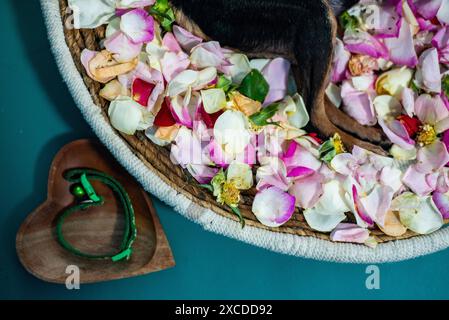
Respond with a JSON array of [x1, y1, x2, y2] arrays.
[[39, 0, 449, 262]]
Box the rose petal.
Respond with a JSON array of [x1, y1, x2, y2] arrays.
[[214, 110, 251, 156], [352, 184, 374, 226], [261, 58, 290, 106], [190, 41, 228, 70], [415, 48, 441, 94], [359, 185, 394, 227], [401, 87, 415, 117], [288, 173, 323, 209], [415, 0, 442, 20], [341, 81, 376, 126], [416, 141, 449, 172], [223, 53, 252, 85], [104, 31, 142, 62], [256, 157, 290, 191], [344, 29, 389, 59], [330, 223, 370, 244], [120, 8, 154, 44], [392, 192, 443, 234], [432, 191, 449, 219], [68, 0, 115, 28], [108, 96, 151, 135], [252, 187, 295, 227], [378, 118, 415, 150], [281, 141, 322, 172], [201, 88, 227, 114], [384, 19, 418, 68], [160, 51, 190, 83], [173, 25, 203, 52], [402, 165, 435, 196]]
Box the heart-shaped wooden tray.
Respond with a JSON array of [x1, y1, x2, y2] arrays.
[[16, 139, 175, 284]]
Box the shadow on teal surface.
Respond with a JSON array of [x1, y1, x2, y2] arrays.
[[1, 0, 449, 300]]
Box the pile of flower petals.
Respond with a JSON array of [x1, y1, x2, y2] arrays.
[[71, 0, 449, 248]]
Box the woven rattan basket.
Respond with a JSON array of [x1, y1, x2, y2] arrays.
[[56, 0, 420, 244], [40, 0, 449, 262]]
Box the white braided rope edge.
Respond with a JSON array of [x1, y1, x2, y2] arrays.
[[40, 0, 449, 263]]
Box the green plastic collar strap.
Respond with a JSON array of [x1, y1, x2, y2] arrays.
[[56, 168, 137, 262]]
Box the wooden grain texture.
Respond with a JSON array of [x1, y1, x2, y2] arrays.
[[55, 0, 420, 244], [16, 140, 175, 284]]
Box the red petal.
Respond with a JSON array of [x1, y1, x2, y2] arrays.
[[199, 103, 223, 128], [307, 132, 323, 144], [132, 78, 155, 106], [397, 115, 421, 138], [154, 97, 176, 127]]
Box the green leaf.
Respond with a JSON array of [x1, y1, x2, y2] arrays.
[[249, 103, 280, 127], [230, 205, 245, 228], [238, 69, 269, 103], [216, 75, 233, 93], [339, 11, 359, 31], [199, 184, 214, 193], [149, 0, 175, 32], [410, 80, 422, 95], [153, 0, 170, 13], [318, 139, 337, 163], [211, 169, 225, 197], [442, 74, 449, 98]]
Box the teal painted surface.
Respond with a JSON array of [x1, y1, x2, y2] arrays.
[[0, 0, 448, 300]]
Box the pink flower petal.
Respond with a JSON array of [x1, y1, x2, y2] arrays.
[[252, 187, 296, 227], [432, 26, 449, 65], [289, 173, 323, 209], [331, 39, 350, 83], [437, 0, 449, 24], [378, 118, 415, 150], [120, 8, 154, 44], [415, 0, 442, 20], [162, 32, 182, 53], [262, 58, 291, 106], [416, 141, 449, 172], [402, 165, 435, 196], [341, 81, 376, 126], [286, 166, 315, 178], [256, 158, 290, 191], [415, 94, 448, 128], [187, 164, 219, 184], [281, 141, 322, 172], [432, 191, 449, 219], [190, 41, 229, 71], [161, 51, 190, 83], [352, 185, 374, 226], [104, 31, 142, 62], [384, 19, 418, 68], [173, 25, 203, 52], [371, 4, 400, 38], [416, 48, 441, 94], [330, 223, 370, 244], [359, 185, 394, 227], [344, 29, 389, 59], [401, 87, 415, 117]]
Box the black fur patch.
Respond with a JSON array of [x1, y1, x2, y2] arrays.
[[170, 0, 357, 109]]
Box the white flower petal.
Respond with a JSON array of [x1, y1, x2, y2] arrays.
[[391, 192, 444, 234], [68, 0, 115, 29], [201, 88, 227, 114], [227, 161, 253, 190], [108, 96, 146, 135], [214, 110, 251, 156]]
